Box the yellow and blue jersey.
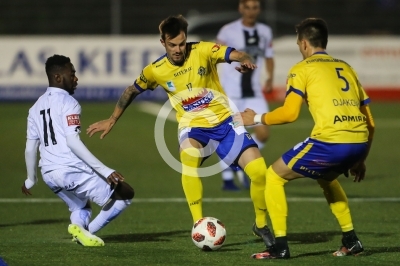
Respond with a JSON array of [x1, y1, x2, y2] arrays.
[[134, 41, 235, 129], [286, 52, 370, 143]]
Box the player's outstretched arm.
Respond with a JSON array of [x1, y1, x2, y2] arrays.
[[66, 133, 116, 178], [228, 50, 257, 73], [235, 92, 303, 126], [22, 139, 40, 196], [87, 85, 141, 139]]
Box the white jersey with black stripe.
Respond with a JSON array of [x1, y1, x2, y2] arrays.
[[217, 19, 273, 99]]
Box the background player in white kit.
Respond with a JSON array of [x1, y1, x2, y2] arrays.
[[21, 54, 134, 247], [217, 0, 274, 190]]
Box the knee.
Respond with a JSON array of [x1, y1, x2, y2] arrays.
[[266, 167, 288, 186], [255, 129, 269, 143], [244, 157, 267, 184], [331, 201, 349, 215], [257, 134, 269, 143], [113, 181, 135, 200], [180, 148, 202, 176], [180, 148, 202, 162]]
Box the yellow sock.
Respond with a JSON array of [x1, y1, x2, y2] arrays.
[[244, 157, 268, 228], [181, 148, 203, 223], [265, 166, 288, 237], [318, 179, 353, 232]]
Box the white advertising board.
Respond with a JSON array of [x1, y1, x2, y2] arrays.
[[0, 36, 172, 100], [0, 35, 399, 101]]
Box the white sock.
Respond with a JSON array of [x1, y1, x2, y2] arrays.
[[251, 133, 265, 150], [70, 208, 92, 230], [220, 160, 234, 181], [88, 199, 132, 234]]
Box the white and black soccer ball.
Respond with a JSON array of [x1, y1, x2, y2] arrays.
[[191, 217, 226, 251]]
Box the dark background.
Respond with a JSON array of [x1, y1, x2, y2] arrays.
[[1, 0, 399, 38]]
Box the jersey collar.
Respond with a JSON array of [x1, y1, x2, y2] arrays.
[[313, 51, 328, 55], [46, 87, 69, 95]]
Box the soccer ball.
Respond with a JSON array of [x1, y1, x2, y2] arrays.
[[191, 217, 226, 251]]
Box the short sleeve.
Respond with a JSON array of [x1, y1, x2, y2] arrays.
[[286, 64, 306, 98], [133, 65, 158, 92], [351, 67, 370, 106], [200, 41, 233, 64]]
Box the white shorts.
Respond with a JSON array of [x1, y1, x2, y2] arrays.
[[42, 166, 114, 212], [229, 97, 270, 114]]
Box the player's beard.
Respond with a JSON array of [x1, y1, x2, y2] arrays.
[[169, 51, 186, 66], [64, 82, 76, 95], [66, 79, 78, 95]]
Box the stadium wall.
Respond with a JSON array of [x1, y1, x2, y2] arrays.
[[0, 36, 399, 102]]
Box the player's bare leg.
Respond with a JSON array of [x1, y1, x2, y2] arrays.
[[220, 160, 240, 191]]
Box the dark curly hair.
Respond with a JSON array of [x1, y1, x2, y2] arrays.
[[45, 54, 71, 76]]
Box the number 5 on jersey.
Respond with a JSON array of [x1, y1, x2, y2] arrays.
[[335, 68, 349, 92]]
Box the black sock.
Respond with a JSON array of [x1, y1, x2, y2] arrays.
[[275, 236, 288, 250], [343, 230, 357, 239]]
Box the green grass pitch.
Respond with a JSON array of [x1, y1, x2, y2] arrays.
[[0, 101, 399, 266]]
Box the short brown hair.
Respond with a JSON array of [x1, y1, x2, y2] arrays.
[[295, 18, 328, 49], [159, 15, 188, 40]]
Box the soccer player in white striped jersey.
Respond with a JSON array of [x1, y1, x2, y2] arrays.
[[217, 0, 274, 191], [22, 54, 134, 247]]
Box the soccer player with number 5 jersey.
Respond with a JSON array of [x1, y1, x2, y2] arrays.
[[238, 18, 375, 259]]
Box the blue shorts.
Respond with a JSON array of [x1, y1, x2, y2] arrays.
[[178, 117, 258, 170], [282, 137, 368, 179]]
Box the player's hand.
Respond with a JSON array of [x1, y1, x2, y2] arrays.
[[236, 108, 258, 126], [235, 62, 257, 73], [263, 78, 273, 93], [87, 118, 115, 139], [349, 161, 366, 182], [106, 171, 124, 185], [21, 183, 32, 196], [231, 113, 242, 128]]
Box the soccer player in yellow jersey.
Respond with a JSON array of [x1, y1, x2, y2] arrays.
[[87, 15, 274, 248], [238, 18, 375, 259]]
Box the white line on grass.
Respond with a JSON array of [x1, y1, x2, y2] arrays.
[[1, 197, 400, 203], [137, 101, 400, 128], [137, 101, 176, 122]]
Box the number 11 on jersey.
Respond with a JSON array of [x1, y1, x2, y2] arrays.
[[40, 108, 57, 146]]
